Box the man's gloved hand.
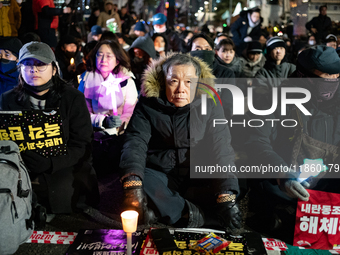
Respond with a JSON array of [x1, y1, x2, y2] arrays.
[[279, 179, 310, 201], [21, 151, 52, 173], [122, 176, 149, 224], [103, 115, 122, 128], [216, 198, 242, 230]]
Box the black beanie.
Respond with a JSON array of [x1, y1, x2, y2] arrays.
[[0, 37, 23, 57]]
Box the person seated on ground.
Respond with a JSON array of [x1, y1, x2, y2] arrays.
[[134, 21, 146, 37], [240, 41, 266, 78], [0, 37, 23, 95], [325, 34, 337, 49], [78, 40, 137, 136], [179, 30, 194, 53], [116, 33, 130, 51], [149, 13, 181, 52], [55, 35, 81, 88], [152, 33, 168, 58], [188, 33, 235, 119], [214, 33, 229, 46], [99, 31, 120, 45], [120, 53, 242, 229], [215, 38, 243, 78], [245, 45, 340, 242], [90, 25, 103, 42], [128, 36, 157, 93], [255, 36, 296, 88], [0, 42, 100, 214], [308, 35, 317, 46], [78, 40, 137, 174]]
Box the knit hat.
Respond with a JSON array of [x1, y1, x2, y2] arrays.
[[91, 25, 103, 36], [247, 41, 262, 53], [152, 13, 167, 25], [325, 34, 337, 42], [0, 37, 23, 57], [266, 36, 285, 51], [18, 41, 56, 64], [134, 21, 146, 32], [297, 45, 340, 74]]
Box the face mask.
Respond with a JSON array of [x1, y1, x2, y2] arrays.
[[23, 78, 54, 93], [154, 25, 166, 33], [133, 56, 144, 64], [155, 46, 165, 52], [190, 50, 215, 65], [310, 78, 339, 101], [308, 40, 316, 46], [16, 0, 22, 4], [108, 10, 112, 15], [65, 51, 76, 59], [0, 59, 19, 77]]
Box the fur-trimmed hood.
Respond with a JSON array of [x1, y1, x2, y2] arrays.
[[140, 53, 216, 98]]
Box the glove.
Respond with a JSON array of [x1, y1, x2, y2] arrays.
[[21, 151, 52, 173], [103, 115, 122, 128], [279, 179, 310, 201], [244, 36, 252, 42], [122, 176, 150, 224], [216, 201, 242, 230]]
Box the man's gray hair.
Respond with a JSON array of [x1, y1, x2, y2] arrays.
[[162, 54, 201, 77]]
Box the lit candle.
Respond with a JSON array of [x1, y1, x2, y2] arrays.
[[77, 75, 81, 84], [70, 58, 74, 65], [121, 210, 139, 255]]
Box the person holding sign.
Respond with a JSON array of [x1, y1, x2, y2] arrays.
[[78, 40, 137, 174], [0, 41, 100, 214]]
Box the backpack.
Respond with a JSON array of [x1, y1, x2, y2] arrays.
[[0, 140, 34, 255]]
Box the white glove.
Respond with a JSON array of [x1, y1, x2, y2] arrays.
[[279, 179, 310, 201], [244, 36, 252, 42]]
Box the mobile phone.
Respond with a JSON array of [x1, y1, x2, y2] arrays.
[[150, 228, 177, 254]]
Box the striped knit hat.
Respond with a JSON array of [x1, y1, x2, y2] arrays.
[[266, 36, 285, 51]]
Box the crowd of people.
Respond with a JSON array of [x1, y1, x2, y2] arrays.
[[1, 0, 340, 243]]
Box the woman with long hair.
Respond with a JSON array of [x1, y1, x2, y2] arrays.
[[78, 39, 138, 174]]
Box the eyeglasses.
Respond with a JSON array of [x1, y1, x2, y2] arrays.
[[21, 63, 50, 72]]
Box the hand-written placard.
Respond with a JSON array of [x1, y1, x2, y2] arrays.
[[0, 109, 67, 157]]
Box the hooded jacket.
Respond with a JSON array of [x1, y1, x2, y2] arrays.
[[78, 67, 138, 135], [119, 54, 239, 194], [96, 0, 121, 33], [215, 55, 243, 78]]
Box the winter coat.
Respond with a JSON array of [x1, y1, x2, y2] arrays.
[[305, 15, 332, 43], [255, 61, 296, 88], [96, 3, 121, 33], [245, 76, 340, 177], [0, 0, 21, 37], [215, 55, 244, 78], [0, 71, 19, 96], [0, 83, 99, 213], [240, 53, 266, 78], [119, 54, 240, 194], [231, 10, 263, 55], [78, 68, 138, 135], [148, 28, 181, 52]]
